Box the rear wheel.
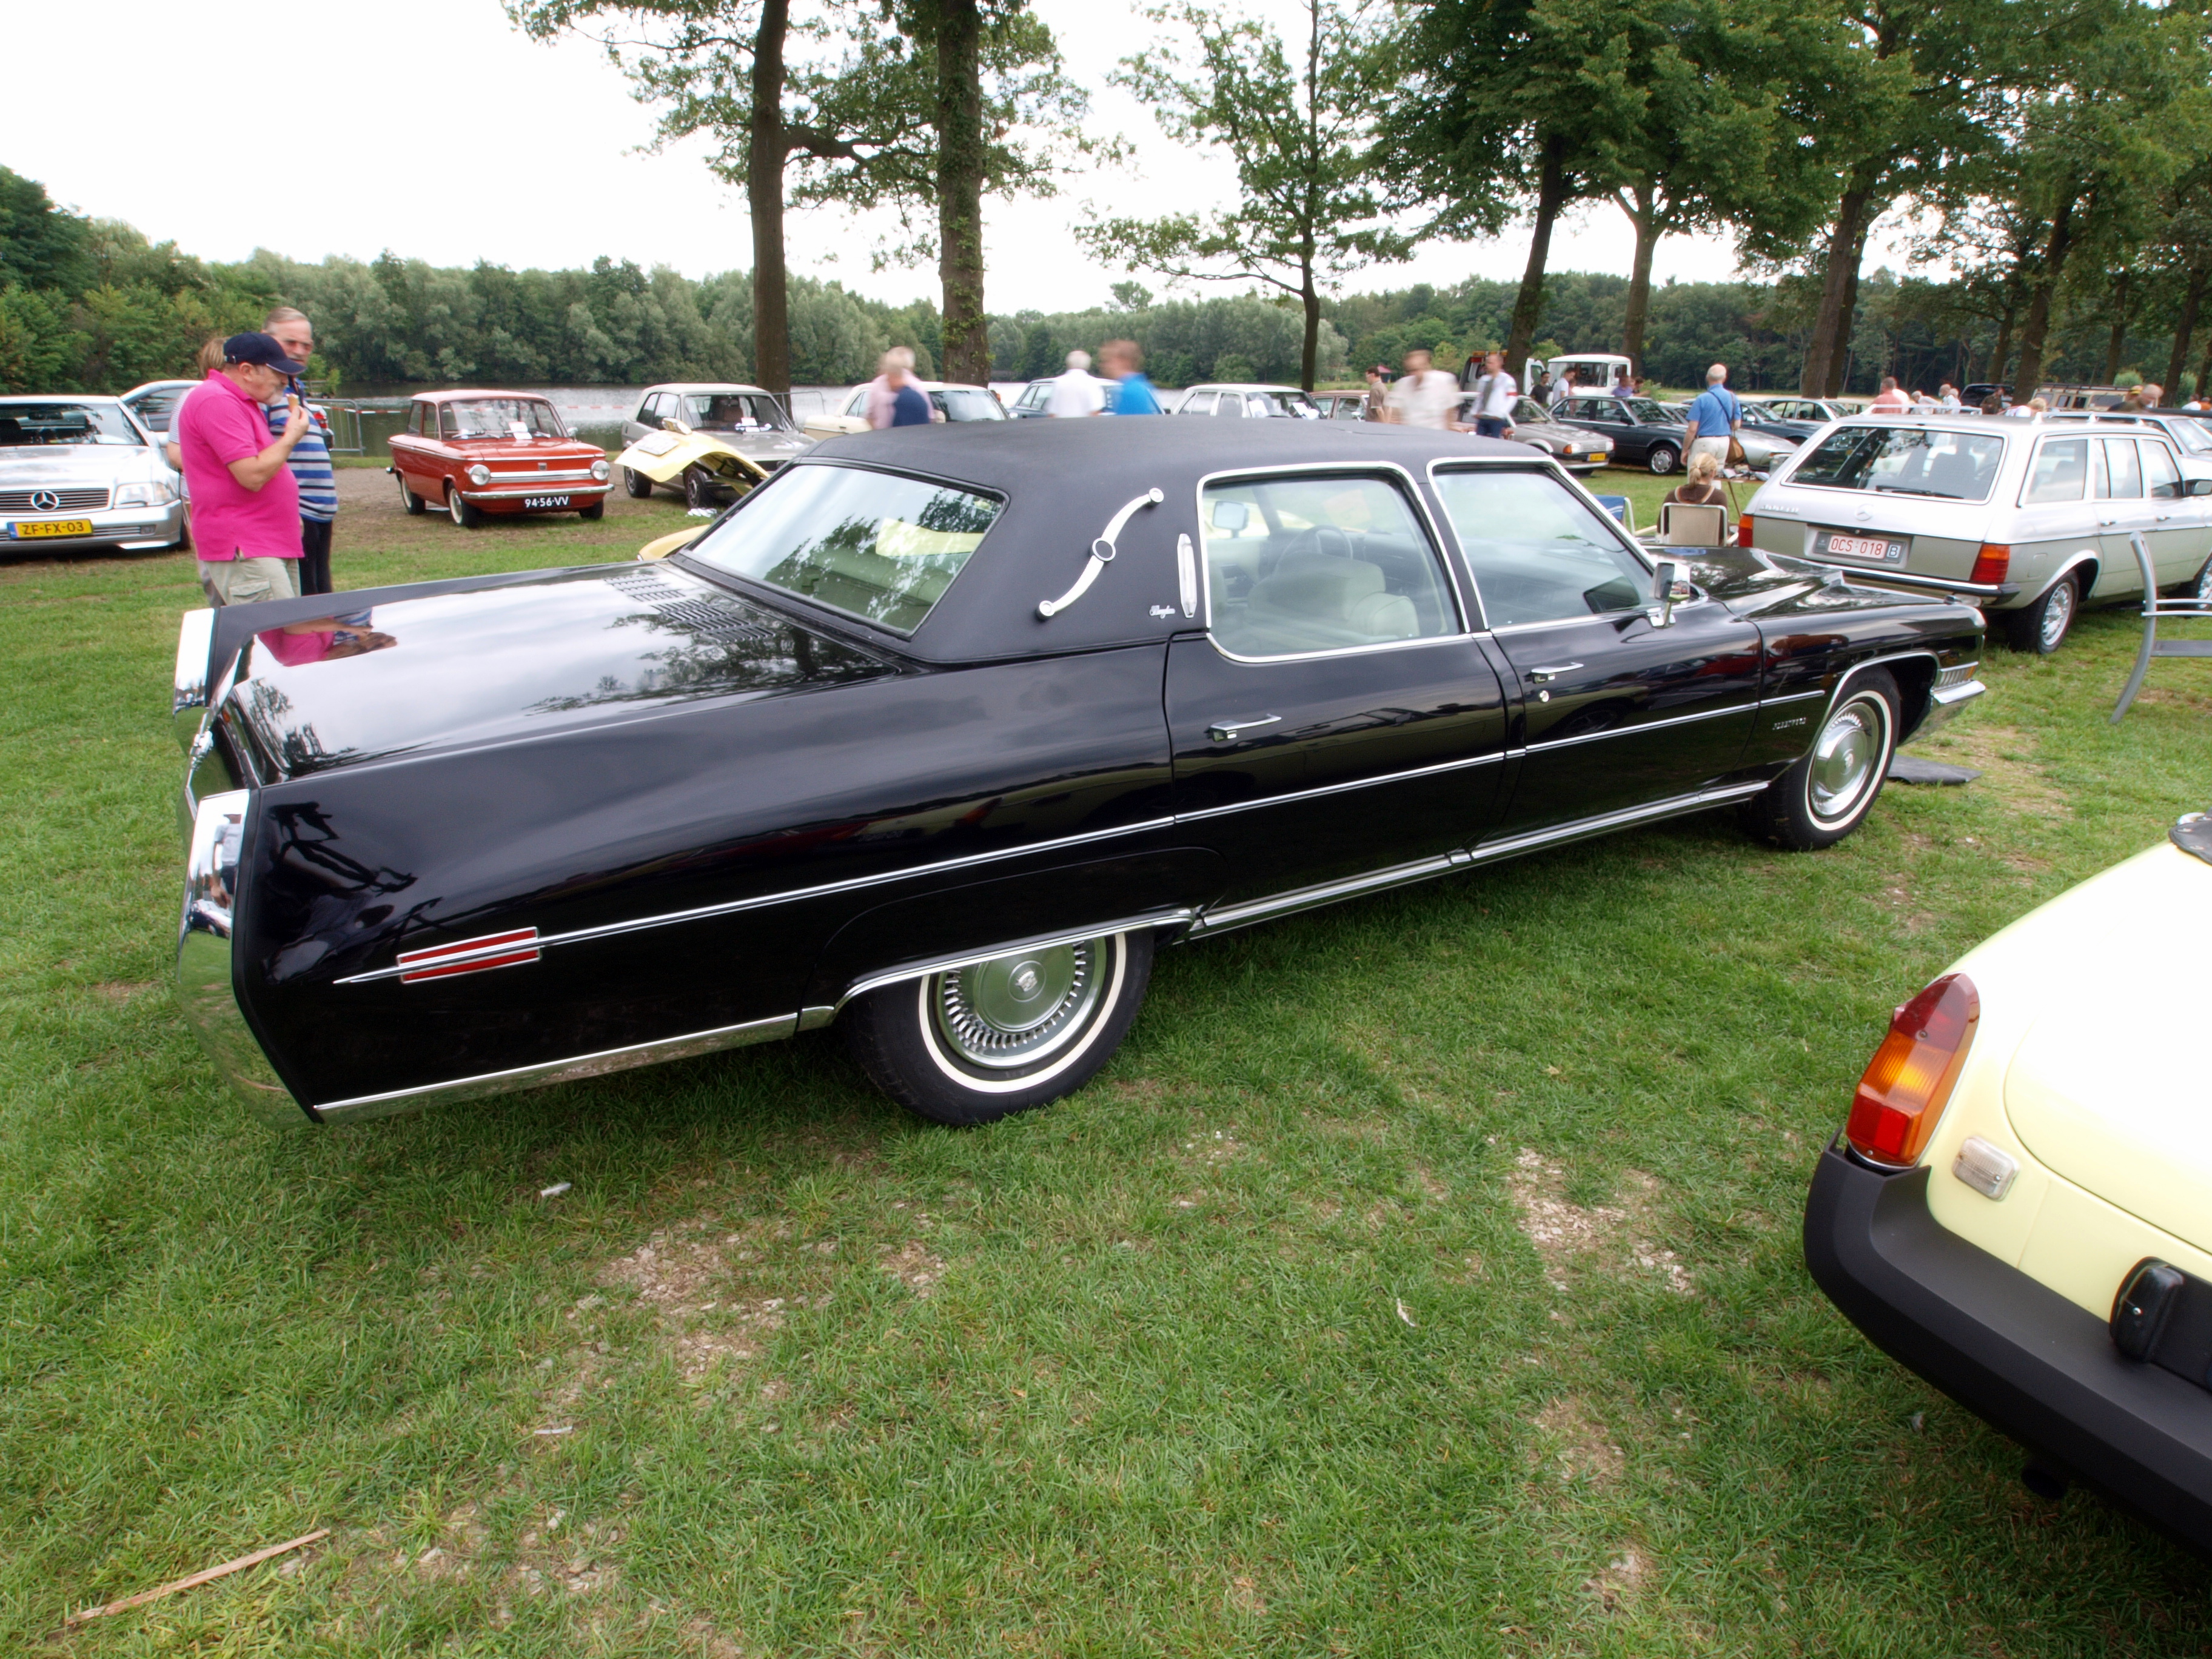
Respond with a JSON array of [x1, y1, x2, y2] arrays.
[[1646, 443, 1679, 475], [842, 929, 1154, 1125], [623, 467, 654, 499], [684, 467, 717, 511], [446, 485, 483, 529], [2002, 574, 2077, 654], [1740, 670, 1899, 851], [2192, 555, 2212, 605], [396, 472, 426, 515]]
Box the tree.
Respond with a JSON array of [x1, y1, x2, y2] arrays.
[[1382, 0, 1619, 372], [1077, 0, 1410, 389]]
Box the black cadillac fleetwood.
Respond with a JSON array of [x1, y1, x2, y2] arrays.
[[173, 421, 1987, 1127]]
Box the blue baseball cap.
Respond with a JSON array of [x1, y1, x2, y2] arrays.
[[223, 332, 308, 377]]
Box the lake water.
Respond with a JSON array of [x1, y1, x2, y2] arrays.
[[319, 381, 1034, 456]]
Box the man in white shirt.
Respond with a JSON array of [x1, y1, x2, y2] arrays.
[[1382, 348, 1460, 430], [1547, 367, 1577, 408], [1467, 352, 1517, 438], [1937, 382, 1962, 411], [1045, 349, 1107, 417]]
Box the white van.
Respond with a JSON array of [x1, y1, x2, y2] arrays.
[[1524, 354, 1635, 396]]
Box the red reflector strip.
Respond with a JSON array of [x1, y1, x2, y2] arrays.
[[397, 927, 540, 984]]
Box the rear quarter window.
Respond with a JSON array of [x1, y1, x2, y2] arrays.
[[1788, 426, 2006, 502]]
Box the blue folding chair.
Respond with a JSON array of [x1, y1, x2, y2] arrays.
[[1593, 494, 1634, 533]]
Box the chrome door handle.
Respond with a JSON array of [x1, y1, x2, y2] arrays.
[[1206, 714, 1281, 742], [1527, 662, 1583, 682]]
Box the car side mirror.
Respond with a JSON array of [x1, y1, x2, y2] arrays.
[[1650, 558, 1691, 626], [2190, 477, 2212, 496], [1211, 500, 1250, 532]]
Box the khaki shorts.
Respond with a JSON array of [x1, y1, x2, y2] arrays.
[[1686, 436, 1732, 468], [200, 557, 298, 606]]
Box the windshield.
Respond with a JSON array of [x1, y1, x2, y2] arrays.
[[1623, 398, 1676, 424], [687, 463, 1002, 634], [933, 389, 1005, 423], [1510, 398, 1551, 423], [683, 393, 792, 433], [443, 399, 566, 441], [0, 403, 144, 446], [1788, 426, 2006, 501], [1249, 390, 1321, 418]]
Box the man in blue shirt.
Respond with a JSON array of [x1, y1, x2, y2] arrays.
[[262, 308, 340, 595], [1100, 340, 1162, 414], [1681, 363, 1741, 472]]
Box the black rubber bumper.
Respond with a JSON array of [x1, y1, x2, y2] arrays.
[[1803, 1142, 2212, 1556]]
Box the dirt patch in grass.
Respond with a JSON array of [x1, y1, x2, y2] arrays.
[[1928, 724, 2070, 817], [1532, 1395, 1625, 1487], [89, 980, 152, 1003], [878, 1240, 946, 1296], [1584, 1546, 1649, 1612], [1510, 1151, 1695, 1297]]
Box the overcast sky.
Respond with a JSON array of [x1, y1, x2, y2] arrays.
[[11, 0, 1883, 313]]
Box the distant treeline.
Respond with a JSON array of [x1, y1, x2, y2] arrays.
[[2, 166, 2191, 397]]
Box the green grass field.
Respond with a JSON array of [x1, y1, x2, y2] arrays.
[[2, 471, 2207, 1655]]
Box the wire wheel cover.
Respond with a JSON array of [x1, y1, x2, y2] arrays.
[[1809, 696, 1885, 823], [931, 942, 1103, 1069]]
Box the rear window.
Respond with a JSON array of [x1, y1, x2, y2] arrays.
[[1786, 426, 2006, 501], [687, 462, 1002, 635], [933, 389, 1005, 423]]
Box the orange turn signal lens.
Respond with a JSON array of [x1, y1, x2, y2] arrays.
[[1969, 543, 2011, 585], [1845, 973, 1980, 1167], [1737, 513, 1755, 549]]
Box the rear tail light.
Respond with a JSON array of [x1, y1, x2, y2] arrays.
[[1969, 543, 2011, 585], [1737, 513, 1755, 548], [1845, 973, 1979, 1167]]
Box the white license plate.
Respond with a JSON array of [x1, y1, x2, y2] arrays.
[[523, 495, 571, 509], [1815, 529, 1908, 564]]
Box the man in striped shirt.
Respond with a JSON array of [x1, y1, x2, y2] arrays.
[[262, 308, 340, 595]]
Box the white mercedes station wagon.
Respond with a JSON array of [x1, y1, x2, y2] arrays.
[[1740, 414, 2212, 653]]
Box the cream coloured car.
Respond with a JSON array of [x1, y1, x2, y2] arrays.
[[1805, 814, 2212, 1553], [802, 382, 1007, 439]]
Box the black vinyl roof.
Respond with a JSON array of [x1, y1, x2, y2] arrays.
[[777, 417, 1537, 663]]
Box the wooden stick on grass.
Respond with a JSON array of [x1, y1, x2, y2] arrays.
[[52, 1528, 329, 1634]]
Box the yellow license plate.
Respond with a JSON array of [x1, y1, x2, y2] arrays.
[[11, 518, 95, 538]]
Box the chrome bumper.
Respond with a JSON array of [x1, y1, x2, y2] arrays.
[[2, 498, 184, 548], [1918, 677, 1987, 736], [178, 789, 309, 1126]]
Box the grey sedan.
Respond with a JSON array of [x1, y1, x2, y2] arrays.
[[1469, 396, 1614, 475], [0, 396, 185, 554]]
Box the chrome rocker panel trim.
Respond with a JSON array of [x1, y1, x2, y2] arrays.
[[313, 1013, 797, 1124]]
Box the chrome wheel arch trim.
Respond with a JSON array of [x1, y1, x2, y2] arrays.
[[912, 934, 1133, 1095], [802, 909, 1196, 1028]]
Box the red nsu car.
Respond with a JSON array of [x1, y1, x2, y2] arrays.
[[387, 391, 611, 528]]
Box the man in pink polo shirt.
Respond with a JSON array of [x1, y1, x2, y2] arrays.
[[172, 332, 315, 605]]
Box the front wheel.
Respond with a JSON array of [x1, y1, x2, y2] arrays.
[[2002, 574, 2077, 654], [623, 466, 654, 499], [1646, 444, 1679, 475], [684, 467, 718, 511], [446, 486, 483, 529], [842, 929, 1155, 1125], [1740, 670, 1899, 851], [2191, 555, 2212, 605], [578, 500, 605, 521]]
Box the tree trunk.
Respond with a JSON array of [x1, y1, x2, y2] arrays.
[[2011, 190, 2078, 403], [932, 0, 990, 385], [1802, 169, 1877, 396], [746, 0, 792, 396], [1825, 226, 1869, 398], [1988, 303, 2015, 389], [2198, 327, 2212, 403], [1504, 136, 1566, 372], [1618, 187, 1658, 377], [2164, 264, 2205, 397], [2103, 270, 2130, 384], [1299, 272, 1320, 392]]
